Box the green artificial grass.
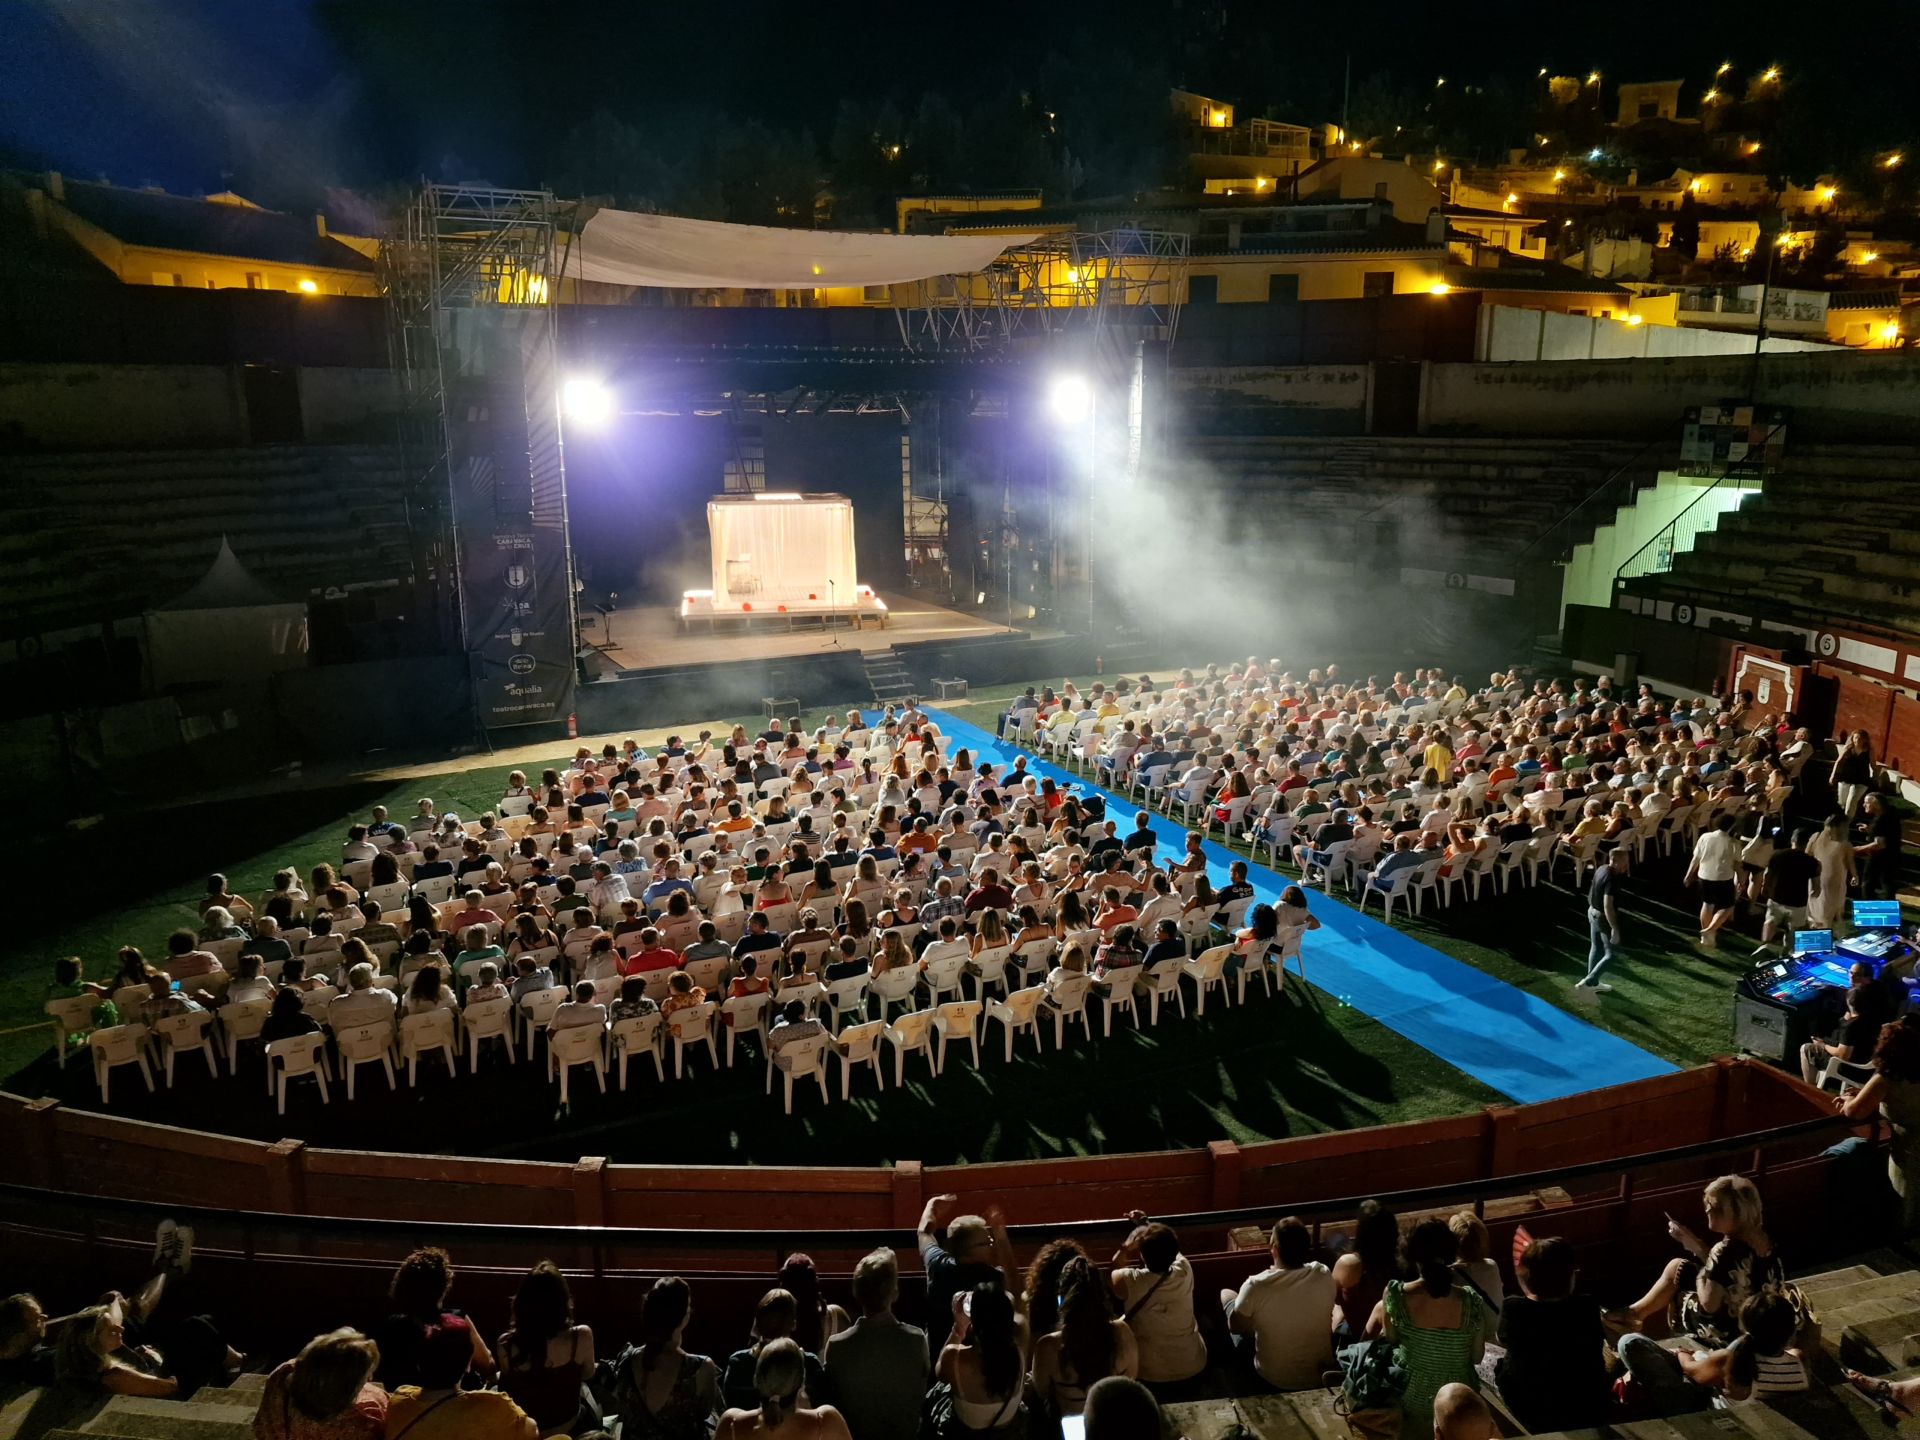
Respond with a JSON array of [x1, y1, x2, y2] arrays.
[[1, 677, 1761, 1169]]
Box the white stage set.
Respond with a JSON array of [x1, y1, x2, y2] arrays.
[[679, 492, 886, 628], [562, 210, 1040, 635]]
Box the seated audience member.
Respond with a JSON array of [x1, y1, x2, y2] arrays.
[[384, 1319, 534, 1439], [716, 1337, 850, 1440], [1616, 1291, 1806, 1417], [510, 955, 558, 1005], [609, 975, 659, 1023], [767, 1001, 825, 1063], [1432, 1383, 1498, 1440], [1364, 1219, 1486, 1438], [405, 966, 459, 1017], [1221, 1216, 1335, 1391], [329, 963, 398, 1029], [550, 981, 608, 1032], [1030, 1255, 1138, 1419], [242, 916, 294, 969], [1612, 1174, 1782, 1346], [374, 1248, 495, 1390], [1108, 1219, 1208, 1396], [610, 1278, 720, 1439], [821, 1248, 929, 1440], [917, 1197, 1011, 1352], [496, 1261, 595, 1439], [1495, 1237, 1606, 1434], [1082, 1376, 1163, 1440], [261, 985, 320, 1045], [222, 952, 275, 1007], [254, 1327, 387, 1440], [164, 928, 226, 985], [722, 1290, 826, 1415], [1447, 1211, 1502, 1325], [194, 906, 241, 943], [934, 1283, 1026, 1438], [661, 971, 707, 1017]]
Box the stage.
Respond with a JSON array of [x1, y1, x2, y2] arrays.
[[580, 588, 1034, 676]]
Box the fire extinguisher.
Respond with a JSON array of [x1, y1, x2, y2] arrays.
[[567, 712, 578, 739]]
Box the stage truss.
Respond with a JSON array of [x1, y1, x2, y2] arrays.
[[379, 184, 578, 645], [895, 228, 1191, 355]]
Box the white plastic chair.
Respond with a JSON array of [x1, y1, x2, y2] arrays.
[[826, 973, 873, 1030], [221, 998, 271, 1071], [152, 1009, 220, 1086], [884, 1008, 940, 1083], [869, 965, 921, 1020], [1043, 974, 1094, 1046], [462, 997, 515, 1072], [933, 1000, 985, 1069], [1096, 966, 1143, 1033], [1142, 957, 1186, 1023], [89, 1024, 154, 1103], [612, 1012, 666, 1088], [720, 992, 771, 1065], [264, 1032, 329, 1114], [920, 952, 969, 1004], [1408, 853, 1448, 914], [833, 1020, 888, 1097], [548, 1023, 608, 1104], [1014, 938, 1057, 985], [766, 1032, 832, 1113], [667, 1000, 719, 1077], [336, 1021, 397, 1099], [1358, 862, 1418, 924], [1180, 945, 1232, 1016], [985, 986, 1046, 1059], [45, 994, 100, 1066], [1303, 840, 1352, 892], [968, 945, 1014, 1000], [518, 988, 565, 1059], [400, 1009, 458, 1084]]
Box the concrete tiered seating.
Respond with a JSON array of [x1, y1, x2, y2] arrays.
[[0, 444, 414, 638], [1180, 435, 1660, 566], [0, 1370, 264, 1440], [1625, 442, 1920, 636]]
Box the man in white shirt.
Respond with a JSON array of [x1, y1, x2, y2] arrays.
[[1684, 814, 1743, 949], [341, 824, 376, 864], [550, 981, 608, 1031], [1219, 1216, 1336, 1391], [328, 963, 399, 1030]]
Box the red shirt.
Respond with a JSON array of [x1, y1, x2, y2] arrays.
[[619, 946, 680, 976]]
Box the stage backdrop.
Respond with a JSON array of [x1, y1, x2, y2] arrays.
[[762, 415, 906, 593], [444, 308, 577, 728], [707, 494, 858, 608]]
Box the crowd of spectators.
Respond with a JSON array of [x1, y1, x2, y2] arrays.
[[1, 1171, 1848, 1439]]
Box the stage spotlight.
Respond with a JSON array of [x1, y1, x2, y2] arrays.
[[562, 377, 613, 425], [1046, 373, 1093, 426]]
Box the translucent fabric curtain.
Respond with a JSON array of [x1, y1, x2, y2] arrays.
[[707, 497, 859, 607]]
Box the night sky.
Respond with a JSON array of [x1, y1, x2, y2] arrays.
[[3, 0, 1912, 203]]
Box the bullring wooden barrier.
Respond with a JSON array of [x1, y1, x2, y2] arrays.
[[0, 1059, 1836, 1232]]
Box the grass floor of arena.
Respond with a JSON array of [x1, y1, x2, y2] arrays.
[[0, 677, 1781, 1168]]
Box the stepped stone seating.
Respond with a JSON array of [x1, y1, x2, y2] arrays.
[[0, 444, 415, 639], [0, 1351, 264, 1440], [1179, 435, 1659, 565], [1624, 442, 1920, 637]]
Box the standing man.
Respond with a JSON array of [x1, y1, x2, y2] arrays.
[[1684, 816, 1742, 950], [1577, 847, 1630, 994], [1757, 828, 1820, 955], [1858, 794, 1903, 901]]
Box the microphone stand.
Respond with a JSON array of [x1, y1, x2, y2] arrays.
[[827, 578, 841, 649]]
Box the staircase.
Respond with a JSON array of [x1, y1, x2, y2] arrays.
[[861, 647, 914, 704]]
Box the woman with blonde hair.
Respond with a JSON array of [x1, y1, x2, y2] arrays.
[[255, 1327, 386, 1439], [1614, 1174, 1784, 1346], [716, 1337, 849, 1440]]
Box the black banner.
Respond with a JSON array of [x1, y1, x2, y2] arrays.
[[446, 309, 577, 727]]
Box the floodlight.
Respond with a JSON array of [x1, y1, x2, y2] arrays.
[[562, 376, 613, 425], [1046, 374, 1093, 426]]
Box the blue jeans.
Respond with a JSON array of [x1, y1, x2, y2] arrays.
[[1583, 907, 1617, 984]]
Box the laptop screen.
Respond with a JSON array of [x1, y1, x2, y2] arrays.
[[1853, 900, 1903, 931], [1790, 929, 1833, 957]]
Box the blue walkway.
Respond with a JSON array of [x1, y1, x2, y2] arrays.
[[921, 705, 1675, 1104]]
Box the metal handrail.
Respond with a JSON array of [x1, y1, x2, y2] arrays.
[[1517, 435, 1666, 560], [1611, 421, 1785, 590], [0, 1105, 1856, 1253]]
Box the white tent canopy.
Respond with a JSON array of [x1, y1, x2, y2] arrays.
[[568, 208, 1040, 290], [145, 537, 308, 689]]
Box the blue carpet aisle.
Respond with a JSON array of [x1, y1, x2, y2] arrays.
[[920, 706, 1675, 1104]]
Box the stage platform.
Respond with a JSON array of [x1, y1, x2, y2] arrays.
[[582, 588, 1028, 675]]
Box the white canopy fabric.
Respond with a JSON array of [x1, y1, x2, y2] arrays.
[[707, 495, 858, 608], [570, 209, 1040, 290]]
